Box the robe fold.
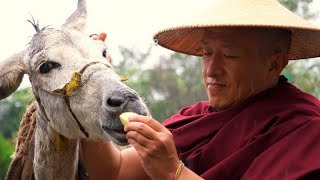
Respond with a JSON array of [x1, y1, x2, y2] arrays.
[[163, 77, 320, 180]]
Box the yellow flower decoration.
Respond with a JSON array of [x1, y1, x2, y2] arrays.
[[119, 75, 129, 82], [65, 72, 81, 96]]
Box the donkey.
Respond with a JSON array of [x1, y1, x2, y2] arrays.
[[0, 0, 148, 179]]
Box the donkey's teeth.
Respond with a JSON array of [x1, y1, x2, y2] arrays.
[[119, 112, 137, 126]]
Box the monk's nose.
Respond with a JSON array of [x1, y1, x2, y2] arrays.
[[206, 55, 224, 77], [107, 90, 138, 107]]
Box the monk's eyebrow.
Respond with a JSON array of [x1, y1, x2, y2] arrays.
[[221, 42, 242, 50]]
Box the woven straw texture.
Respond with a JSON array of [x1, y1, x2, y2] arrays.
[[154, 0, 320, 60]]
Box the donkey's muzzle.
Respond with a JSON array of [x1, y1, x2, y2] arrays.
[[107, 90, 138, 107]]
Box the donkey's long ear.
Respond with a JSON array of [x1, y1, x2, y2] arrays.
[[63, 0, 87, 32], [0, 51, 26, 100]]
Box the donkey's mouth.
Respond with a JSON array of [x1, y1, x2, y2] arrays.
[[102, 125, 129, 145], [113, 128, 126, 134]]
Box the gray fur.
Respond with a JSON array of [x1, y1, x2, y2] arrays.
[[28, 29, 72, 59]]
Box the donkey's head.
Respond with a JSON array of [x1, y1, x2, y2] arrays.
[[0, 0, 148, 145]]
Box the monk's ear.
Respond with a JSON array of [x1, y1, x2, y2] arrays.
[[268, 52, 289, 76]]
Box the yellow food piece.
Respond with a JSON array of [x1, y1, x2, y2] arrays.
[[119, 112, 137, 126]]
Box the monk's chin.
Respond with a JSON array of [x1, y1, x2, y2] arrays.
[[209, 99, 233, 111]]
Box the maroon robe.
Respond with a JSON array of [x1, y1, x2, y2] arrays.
[[163, 77, 320, 180]]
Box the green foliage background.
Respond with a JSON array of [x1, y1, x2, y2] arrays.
[[0, 135, 14, 178], [0, 0, 319, 178], [0, 88, 34, 177]]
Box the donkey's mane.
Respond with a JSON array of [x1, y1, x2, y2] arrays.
[[27, 16, 47, 34]]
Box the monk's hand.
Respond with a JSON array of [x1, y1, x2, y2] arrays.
[[89, 32, 112, 63], [124, 115, 181, 180]]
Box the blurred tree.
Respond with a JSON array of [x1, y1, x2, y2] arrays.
[[279, 0, 315, 19], [279, 0, 320, 98], [283, 61, 320, 97], [0, 87, 34, 139], [0, 134, 14, 179], [147, 53, 206, 120]]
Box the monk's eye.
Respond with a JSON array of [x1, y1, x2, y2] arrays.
[[39, 61, 61, 74], [102, 50, 107, 58]]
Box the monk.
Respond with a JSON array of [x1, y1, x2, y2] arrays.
[[82, 0, 320, 179]]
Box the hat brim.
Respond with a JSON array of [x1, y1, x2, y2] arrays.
[[154, 25, 320, 60], [153, 0, 320, 60]]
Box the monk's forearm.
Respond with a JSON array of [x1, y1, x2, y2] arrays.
[[80, 140, 149, 180], [81, 140, 122, 179]]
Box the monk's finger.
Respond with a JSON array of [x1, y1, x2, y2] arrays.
[[127, 138, 149, 158], [128, 115, 167, 133], [125, 121, 159, 140], [126, 130, 154, 148]]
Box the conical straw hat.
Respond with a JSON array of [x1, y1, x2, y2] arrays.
[[153, 0, 320, 60]]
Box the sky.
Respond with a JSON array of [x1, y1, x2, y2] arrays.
[[0, 0, 319, 87], [0, 0, 215, 61], [0, 0, 319, 60]]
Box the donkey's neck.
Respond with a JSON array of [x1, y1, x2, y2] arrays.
[[33, 109, 79, 180]]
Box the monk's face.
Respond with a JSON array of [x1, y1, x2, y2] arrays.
[[201, 30, 275, 110]]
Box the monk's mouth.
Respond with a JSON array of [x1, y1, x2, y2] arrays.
[[207, 82, 226, 86], [207, 83, 226, 89]]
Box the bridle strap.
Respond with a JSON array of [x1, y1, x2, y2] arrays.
[[64, 96, 89, 138], [34, 91, 51, 122]]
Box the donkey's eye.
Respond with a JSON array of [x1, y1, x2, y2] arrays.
[[39, 61, 61, 74], [102, 50, 107, 58]]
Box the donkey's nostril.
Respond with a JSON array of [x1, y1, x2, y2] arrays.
[[107, 90, 139, 108], [107, 95, 126, 107]]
